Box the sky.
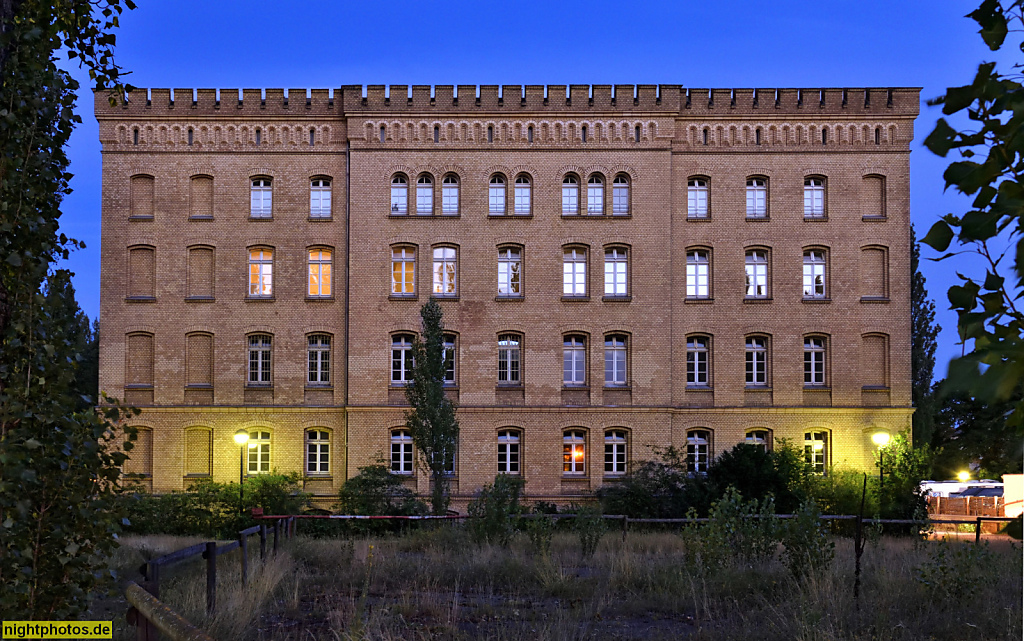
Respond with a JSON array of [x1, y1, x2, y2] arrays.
[[56, 0, 1016, 377]]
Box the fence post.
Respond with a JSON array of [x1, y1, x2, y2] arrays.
[[205, 542, 217, 614], [975, 516, 983, 544], [139, 562, 159, 640], [621, 515, 628, 543], [291, 516, 296, 538], [259, 523, 267, 560], [273, 520, 280, 554], [239, 533, 248, 586], [149, 562, 161, 600]]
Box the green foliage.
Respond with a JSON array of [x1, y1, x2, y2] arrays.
[[875, 432, 933, 522], [932, 385, 1024, 478], [780, 500, 834, 580], [706, 441, 812, 514], [596, 445, 704, 518], [916, 541, 997, 602], [681, 489, 781, 571], [569, 502, 606, 558], [522, 512, 556, 557], [467, 474, 525, 546], [922, 0, 1024, 429], [404, 298, 459, 515], [336, 463, 427, 517], [911, 227, 941, 446]]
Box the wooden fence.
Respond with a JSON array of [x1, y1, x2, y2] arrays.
[[927, 495, 1004, 517]]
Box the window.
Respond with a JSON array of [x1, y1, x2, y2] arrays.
[[687, 178, 709, 219], [391, 175, 408, 214], [562, 175, 579, 215], [416, 175, 433, 215], [497, 430, 520, 474], [125, 332, 154, 388], [250, 178, 272, 218], [391, 334, 414, 385], [686, 249, 710, 299], [803, 249, 827, 299], [497, 334, 521, 384], [184, 428, 212, 476], [563, 430, 586, 475], [862, 175, 886, 218], [745, 337, 768, 386], [308, 248, 332, 297], [604, 248, 628, 296], [310, 178, 332, 218], [635, 125, 642, 142], [605, 430, 627, 475], [527, 125, 534, 143], [686, 429, 711, 474], [248, 248, 273, 297], [443, 333, 456, 385], [514, 175, 531, 214], [745, 429, 770, 453], [497, 247, 521, 297], [391, 430, 413, 474], [604, 334, 628, 386], [745, 177, 767, 219], [612, 175, 630, 215], [804, 177, 825, 219], [306, 430, 329, 475], [391, 247, 415, 296], [247, 334, 272, 385], [487, 125, 493, 143], [441, 175, 459, 215], [581, 125, 587, 142], [586, 175, 604, 214], [380, 125, 385, 143], [255, 129, 261, 145], [489, 175, 506, 215], [686, 336, 709, 387], [432, 246, 457, 296], [563, 335, 586, 386], [804, 337, 826, 386], [745, 249, 769, 298], [189, 175, 213, 219], [185, 333, 214, 387], [247, 431, 270, 474], [563, 247, 587, 297], [309, 128, 315, 146], [131, 175, 154, 218], [307, 334, 331, 385], [804, 431, 828, 474], [434, 125, 440, 143], [127, 246, 155, 299]]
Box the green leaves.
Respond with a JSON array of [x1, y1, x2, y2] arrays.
[[924, 118, 959, 157], [922, 221, 954, 252], [968, 0, 1010, 50]]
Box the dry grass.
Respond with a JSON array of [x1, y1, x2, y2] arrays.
[[102, 529, 1022, 640]]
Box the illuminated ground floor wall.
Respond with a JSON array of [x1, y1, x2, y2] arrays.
[[124, 406, 913, 509]]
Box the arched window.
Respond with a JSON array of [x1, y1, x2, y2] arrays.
[[605, 430, 627, 475], [391, 429, 413, 473], [390, 175, 408, 214], [804, 177, 826, 219], [745, 429, 770, 453], [804, 336, 827, 386], [391, 246, 415, 296], [685, 249, 710, 299], [563, 247, 587, 297], [514, 175, 531, 215], [248, 248, 273, 297], [497, 246, 521, 297], [612, 175, 630, 215], [686, 429, 711, 473], [498, 334, 521, 384], [433, 125, 440, 143], [562, 175, 579, 215], [802, 249, 828, 299], [247, 334, 272, 385], [527, 125, 534, 143], [391, 334, 415, 384], [416, 174, 433, 215], [307, 334, 331, 385], [745, 336, 768, 387], [804, 431, 828, 474], [487, 125, 494, 143], [306, 429, 330, 474], [379, 125, 385, 143], [247, 430, 271, 475], [432, 246, 457, 296], [745, 177, 767, 219], [563, 430, 586, 475], [586, 175, 604, 214], [250, 178, 272, 218], [635, 125, 642, 142], [604, 334, 628, 386], [498, 429, 520, 474], [604, 247, 628, 297], [581, 125, 588, 143], [686, 336, 710, 387], [489, 175, 506, 215], [563, 335, 586, 386], [307, 248, 332, 297], [687, 178, 709, 219], [744, 249, 769, 298], [441, 175, 459, 215], [310, 178, 332, 218]]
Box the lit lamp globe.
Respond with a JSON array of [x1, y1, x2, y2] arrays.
[[234, 429, 250, 446], [871, 432, 891, 448], [958, 471, 971, 483]]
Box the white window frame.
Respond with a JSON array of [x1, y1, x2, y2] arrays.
[[745, 337, 767, 387], [307, 334, 331, 385], [745, 249, 769, 299], [686, 249, 710, 299], [498, 334, 521, 385], [247, 430, 271, 474], [604, 248, 628, 297], [803, 250, 827, 299], [432, 246, 457, 296], [605, 430, 627, 475], [441, 175, 459, 215], [804, 177, 825, 219], [513, 175, 531, 215], [686, 429, 711, 474], [586, 176, 604, 215], [306, 430, 330, 475], [497, 430, 520, 474], [562, 175, 579, 215], [250, 178, 272, 218], [391, 334, 414, 385], [804, 337, 827, 386], [563, 430, 586, 475], [248, 248, 273, 297], [746, 177, 767, 219], [416, 175, 433, 215], [497, 247, 522, 297], [310, 178, 331, 218], [687, 178, 709, 219], [745, 429, 770, 454], [686, 336, 709, 387], [391, 175, 408, 214], [612, 175, 629, 215], [307, 248, 332, 298], [804, 431, 828, 474], [563, 248, 587, 297], [489, 175, 506, 215], [391, 247, 415, 296], [604, 335, 628, 387], [443, 333, 456, 386], [391, 429, 414, 474], [247, 334, 272, 386], [563, 335, 586, 387]]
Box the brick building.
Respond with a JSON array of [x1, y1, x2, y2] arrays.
[[95, 85, 919, 504]]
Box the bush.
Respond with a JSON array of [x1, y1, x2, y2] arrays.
[[916, 540, 997, 602], [569, 502, 606, 558], [467, 474, 525, 545], [780, 499, 834, 580], [336, 463, 427, 517], [707, 442, 811, 514], [680, 488, 781, 570], [597, 445, 707, 518]]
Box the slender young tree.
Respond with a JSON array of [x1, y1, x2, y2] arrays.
[[910, 226, 941, 446], [405, 298, 459, 515]]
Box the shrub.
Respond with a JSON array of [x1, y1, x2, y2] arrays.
[[916, 540, 997, 602], [467, 474, 525, 546], [522, 504, 557, 557], [680, 488, 781, 571], [569, 502, 606, 559], [707, 442, 812, 514], [336, 463, 427, 517], [597, 445, 707, 518], [780, 499, 834, 580]]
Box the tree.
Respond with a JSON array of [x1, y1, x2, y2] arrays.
[[911, 226, 942, 446], [932, 385, 1024, 479], [43, 270, 98, 411], [922, 0, 1024, 429], [405, 298, 459, 515]]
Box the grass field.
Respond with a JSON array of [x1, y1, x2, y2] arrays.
[[99, 528, 1022, 641]]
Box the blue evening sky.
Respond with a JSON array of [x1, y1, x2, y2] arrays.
[[56, 0, 1012, 376]]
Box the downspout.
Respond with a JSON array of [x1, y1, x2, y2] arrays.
[[344, 137, 351, 481]]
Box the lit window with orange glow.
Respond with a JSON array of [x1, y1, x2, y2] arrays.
[[248, 248, 273, 297], [308, 249, 332, 297], [563, 430, 586, 475]]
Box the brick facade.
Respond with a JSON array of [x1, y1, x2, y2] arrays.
[[96, 85, 919, 505]]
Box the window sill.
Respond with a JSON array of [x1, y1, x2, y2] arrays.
[[304, 475, 333, 481], [389, 294, 419, 301], [801, 297, 832, 304], [125, 296, 156, 303], [562, 474, 589, 480], [433, 295, 460, 301], [745, 216, 770, 222], [489, 214, 533, 219], [862, 385, 890, 391], [561, 295, 590, 302], [245, 385, 274, 389], [496, 385, 524, 390], [185, 384, 213, 389], [562, 385, 590, 391], [390, 382, 411, 388], [124, 384, 154, 390], [249, 216, 274, 221], [390, 471, 414, 476], [390, 213, 462, 219], [684, 297, 714, 304], [862, 216, 887, 222], [495, 295, 523, 302], [308, 217, 333, 222], [803, 216, 828, 222], [803, 385, 831, 391], [860, 296, 889, 303], [743, 297, 772, 304], [305, 296, 335, 302], [686, 215, 711, 222], [686, 385, 712, 391], [185, 296, 215, 303], [745, 385, 772, 390], [189, 215, 214, 221], [245, 296, 276, 302], [128, 215, 154, 222], [602, 295, 631, 302], [604, 385, 631, 390], [305, 385, 334, 390]]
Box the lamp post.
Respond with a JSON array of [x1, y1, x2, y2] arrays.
[[958, 470, 971, 482], [872, 431, 891, 488], [233, 429, 249, 514]]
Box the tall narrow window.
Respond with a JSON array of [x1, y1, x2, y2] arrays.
[[804, 337, 826, 386], [433, 125, 440, 143], [804, 177, 825, 219], [612, 175, 630, 215], [390, 175, 408, 214], [497, 247, 521, 297], [185, 333, 214, 388], [307, 248, 332, 297], [130, 175, 154, 218], [255, 129, 261, 146], [250, 178, 272, 218], [581, 125, 588, 142], [586, 175, 604, 214], [487, 125, 494, 143], [441, 175, 459, 215], [745, 337, 768, 386], [745, 249, 769, 298], [746, 429, 770, 453], [686, 336, 709, 387], [686, 249, 710, 299], [416, 175, 433, 215], [309, 128, 315, 146], [563, 430, 586, 475], [247, 431, 270, 474], [746, 178, 767, 219], [563, 335, 586, 386], [489, 175, 506, 215], [562, 175, 579, 215], [127, 246, 156, 299], [498, 334, 521, 384], [189, 175, 213, 219], [307, 334, 331, 385], [391, 247, 415, 296], [125, 333, 155, 389], [604, 334, 627, 386], [391, 430, 413, 474], [443, 334, 456, 385], [248, 248, 273, 297], [247, 334, 272, 385], [527, 125, 534, 143], [605, 430, 627, 475], [687, 178, 709, 218], [432, 246, 457, 296], [514, 175, 531, 214], [497, 430, 520, 474], [804, 431, 828, 474], [184, 428, 212, 476], [604, 248, 628, 296], [187, 246, 215, 299], [686, 429, 711, 473], [310, 178, 332, 218], [380, 125, 386, 143], [563, 248, 587, 297], [391, 334, 414, 384], [635, 125, 642, 142], [802, 250, 827, 299], [306, 430, 330, 474]]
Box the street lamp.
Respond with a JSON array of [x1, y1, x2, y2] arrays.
[[233, 429, 250, 513], [958, 470, 971, 482], [872, 431, 891, 488]]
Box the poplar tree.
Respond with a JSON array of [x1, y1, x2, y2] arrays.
[[910, 227, 941, 446]]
